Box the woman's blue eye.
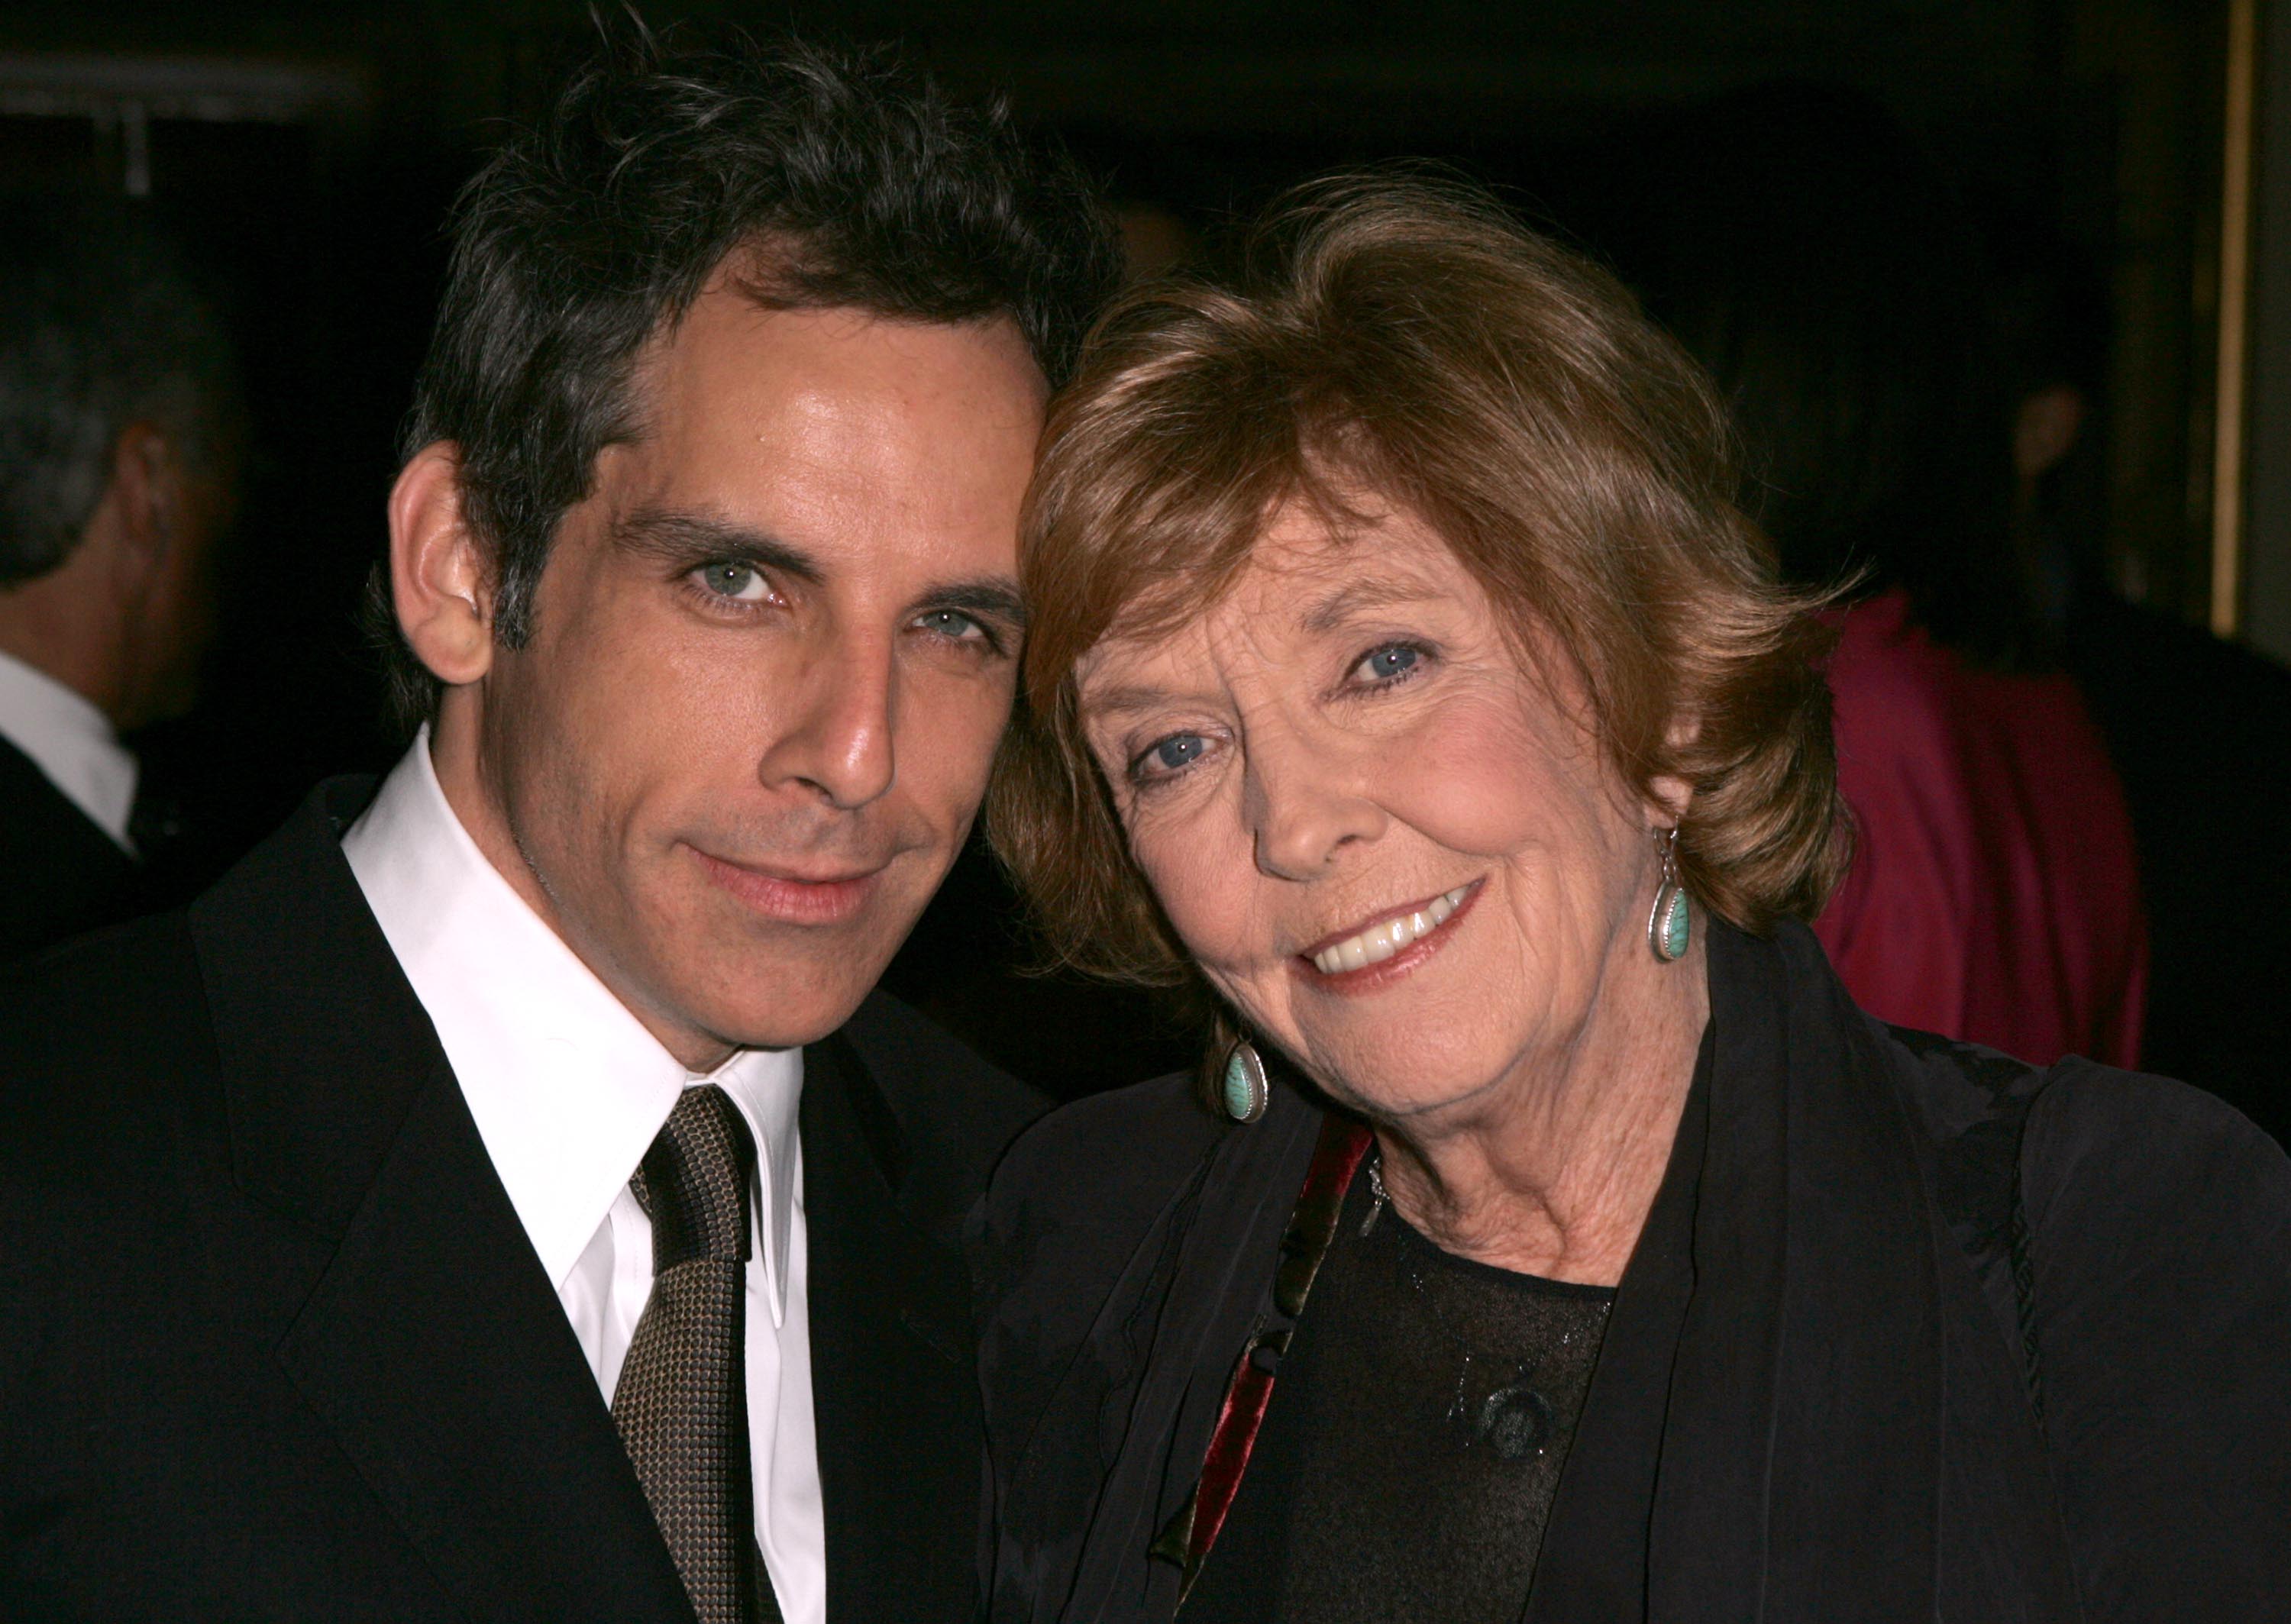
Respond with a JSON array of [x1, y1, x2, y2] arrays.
[[1146, 735, 1207, 774], [1356, 644, 1421, 683]]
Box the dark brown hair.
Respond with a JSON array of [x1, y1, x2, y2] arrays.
[[990, 172, 1847, 990], [374, 21, 1120, 735]]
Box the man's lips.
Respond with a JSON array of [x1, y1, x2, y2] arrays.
[[688, 846, 885, 925]]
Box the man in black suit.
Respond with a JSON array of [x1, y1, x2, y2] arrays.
[[0, 29, 1116, 1623], [0, 194, 238, 958]]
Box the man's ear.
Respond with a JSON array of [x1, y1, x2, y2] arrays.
[[388, 441, 494, 686], [104, 422, 183, 596]]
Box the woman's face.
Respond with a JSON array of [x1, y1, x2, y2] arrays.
[[1076, 496, 1686, 1123]]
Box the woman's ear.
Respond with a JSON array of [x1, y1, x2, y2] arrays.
[[1646, 776, 1695, 829], [387, 442, 494, 686], [1646, 709, 1702, 828]]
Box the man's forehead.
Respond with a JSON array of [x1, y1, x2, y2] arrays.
[[610, 299, 1047, 521], [648, 266, 1042, 392]]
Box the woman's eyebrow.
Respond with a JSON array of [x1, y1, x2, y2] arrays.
[[1078, 682, 1176, 721], [1298, 575, 1440, 634]]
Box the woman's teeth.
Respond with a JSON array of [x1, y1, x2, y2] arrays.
[[1311, 886, 1472, 975]]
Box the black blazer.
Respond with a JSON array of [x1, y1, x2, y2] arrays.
[[976, 921, 2291, 1624], [0, 731, 140, 961], [0, 779, 1045, 1622]]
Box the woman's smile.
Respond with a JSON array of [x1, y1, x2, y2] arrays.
[[1294, 879, 1482, 991]]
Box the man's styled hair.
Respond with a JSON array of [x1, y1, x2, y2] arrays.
[[380, 22, 1121, 728], [0, 192, 238, 586], [992, 173, 1848, 992]]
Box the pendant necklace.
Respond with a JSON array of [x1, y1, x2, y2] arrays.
[[1362, 1154, 1598, 1462]]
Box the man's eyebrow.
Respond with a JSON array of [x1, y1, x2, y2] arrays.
[[920, 577, 1029, 631], [611, 507, 825, 585], [615, 506, 1026, 631], [1298, 574, 1442, 634]]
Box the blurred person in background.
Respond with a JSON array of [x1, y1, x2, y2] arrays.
[[1620, 86, 2147, 1070], [0, 191, 239, 959], [1996, 232, 2291, 1142]]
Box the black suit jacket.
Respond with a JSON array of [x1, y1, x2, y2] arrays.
[[0, 731, 140, 961], [0, 779, 1045, 1622]]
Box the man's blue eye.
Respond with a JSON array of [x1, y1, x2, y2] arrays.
[[699, 562, 764, 600], [1149, 735, 1206, 773], [1359, 644, 1420, 682], [918, 610, 983, 639]]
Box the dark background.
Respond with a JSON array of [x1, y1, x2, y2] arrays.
[[0, 0, 2258, 1094]]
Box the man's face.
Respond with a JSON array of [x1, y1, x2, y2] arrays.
[[455, 279, 1045, 1061]]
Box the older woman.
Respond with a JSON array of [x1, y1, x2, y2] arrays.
[[972, 176, 2291, 1624]]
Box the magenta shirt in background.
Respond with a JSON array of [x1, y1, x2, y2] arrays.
[[1813, 588, 2147, 1068]]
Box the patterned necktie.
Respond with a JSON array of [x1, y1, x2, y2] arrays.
[[613, 1084, 782, 1624]]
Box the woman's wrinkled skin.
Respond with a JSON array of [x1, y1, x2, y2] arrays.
[[1076, 496, 1709, 1283]]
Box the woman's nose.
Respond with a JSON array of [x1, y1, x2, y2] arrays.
[[1247, 741, 1387, 881]]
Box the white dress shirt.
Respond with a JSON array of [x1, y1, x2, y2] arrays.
[[341, 734, 826, 1624], [0, 647, 137, 851]]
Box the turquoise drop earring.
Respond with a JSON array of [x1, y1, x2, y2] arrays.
[[1647, 826, 1692, 963], [1222, 1039, 1270, 1123]]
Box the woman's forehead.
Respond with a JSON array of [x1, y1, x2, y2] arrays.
[[1074, 513, 1478, 694]]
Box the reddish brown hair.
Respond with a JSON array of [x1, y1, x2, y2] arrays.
[[990, 173, 1847, 989]]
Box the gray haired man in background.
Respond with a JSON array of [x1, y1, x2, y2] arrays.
[[0, 192, 240, 957]]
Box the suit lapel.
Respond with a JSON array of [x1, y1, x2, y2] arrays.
[[195, 783, 693, 1624], [802, 1030, 981, 1624], [278, 1061, 695, 1624]]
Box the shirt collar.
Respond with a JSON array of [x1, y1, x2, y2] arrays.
[[707, 1048, 804, 1329], [0, 648, 136, 850], [341, 731, 804, 1318]]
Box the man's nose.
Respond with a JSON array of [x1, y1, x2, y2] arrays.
[[1246, 730, 1386, 881], [758, 635, 897, 809]]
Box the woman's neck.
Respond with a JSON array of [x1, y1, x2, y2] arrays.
[[1370, 933, 1709, 1286]]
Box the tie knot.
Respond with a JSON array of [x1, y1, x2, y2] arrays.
[[631, 1084, 755, 1270]]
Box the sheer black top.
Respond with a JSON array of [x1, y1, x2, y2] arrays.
[[1184, 1169, 1613, 1622]]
